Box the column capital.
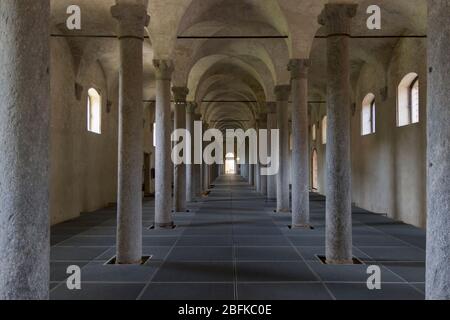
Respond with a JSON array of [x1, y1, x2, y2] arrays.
[[172, 87, 189, 103], [288, 59, 311, 80], [153, 59, 174, 81], [186, 102, 198, 113], [266, 102, 277, 114], [318, 3, 358, 36], [274, 85, 291, 101], [111, 3, 150, 39]]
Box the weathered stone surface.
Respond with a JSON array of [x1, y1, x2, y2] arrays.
[[112, 2, 149, 264], [289, 59, 311, 227], [154, 59, 175, 228], [0, 0, 50, 300], [186, 102, 197, 202], [266, 102, 278, 200], [172, 87, 189, 212], [319, 3, 357, 264], [426, 0, 450, 301], [275, 85, 291, 212]]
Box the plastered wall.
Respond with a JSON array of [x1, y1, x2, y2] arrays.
[[50, 38, 119, 225], [310, 37, 427, 229]]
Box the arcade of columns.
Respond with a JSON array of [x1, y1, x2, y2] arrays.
[[0, 1, 449, 300]]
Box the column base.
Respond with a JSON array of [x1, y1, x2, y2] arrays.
[[155, 222, 176, 229], [173, 210, 190, 213], [325, 258, 354, 265], [290, 224, 314, 230]]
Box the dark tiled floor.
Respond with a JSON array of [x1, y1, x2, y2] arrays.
[[50, 175, 426, 300]]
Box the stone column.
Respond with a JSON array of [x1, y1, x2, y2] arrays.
[[202, 122, 209, 191], [112, 3, 149, 264], [185, 102, 197, 202], [194, 113, 202, 197], [248, 164, 254, 186], [0, 0, 50, 300], [266, 102, 277, 200], [172, 87, 188, 212], [258, 115, 268, 196], [255, 163, 261, 192], [275, 85, 291, 212], [289, 59, 311, 228], [426, 1, 450, 300], [154, 60, 175, 228], [319, 3, 357, 264]]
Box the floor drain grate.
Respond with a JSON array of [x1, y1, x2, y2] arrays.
[[316, 255, 364, 265], [148, 224, 176, 230], [288, 225, 315, 230], [105, 255, 152, 266]]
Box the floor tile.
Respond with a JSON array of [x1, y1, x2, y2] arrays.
[[358, 247, 425, 262], [167, 247, 233, 261], [79, 261, 161, 282], [152, 261, 234, 282], [140, 283, 234, 300], [51, 283, 145, 300], [325, 283, 424, 300], [236, 262, 319, 282], [307, 261, 405, 283], [51, 247, 109, 261], [236, 247, 301, 261], [237, 283, 332, 300]]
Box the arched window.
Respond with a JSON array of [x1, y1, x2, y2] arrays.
[[312, 124, 317, 141], [321, 116, 327, 144], [361, 93, 376, 135], [397, 73, 419, 127], [87, 88, 102, 134]]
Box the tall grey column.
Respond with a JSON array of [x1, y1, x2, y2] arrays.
[[319, 4, 357, 264], [112, 3, 149, 264], [275, 85, 291, 212], [266, 103, 277, 200], [258, 115, 268, 196], [186, 102, 197, 202], [255, 163, 261, 192], [172, 87, 188, 212], [0, 0, 50, 300], [202, 122, 210, 191], [194, 113, 202, 197], [154, 60, 175, 228], [245, 140, 252, 186], [426, 1, 450, 300], [248, 164, 254, 186], [289, 59, 311, 228]]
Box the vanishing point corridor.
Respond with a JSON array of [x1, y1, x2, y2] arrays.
[[50, 175, 425, 300], [1, 0, 449, 303]]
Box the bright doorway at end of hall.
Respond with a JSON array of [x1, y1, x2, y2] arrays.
[[225, 152, 236, 174]]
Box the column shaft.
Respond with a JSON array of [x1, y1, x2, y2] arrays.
[[112, 4, 149, 264], [319, 4, 357, 264], [154, 60, 174, 228], [259, 116, 268, 196], [172, 87, 188, 212], [426, 1, 450, 300], [185, 103, 196, 202], [275, 86, 291, 212], [255, 163, 261, 192], [249, 164, 254, 186], [289, 59, 311, 227], [0, 0, 50, 300], [193, 114, 202, 197], [266, 103, 277, 200]]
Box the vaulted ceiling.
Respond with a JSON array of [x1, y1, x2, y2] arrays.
[[50, 0, 427, 131]]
